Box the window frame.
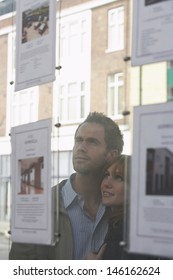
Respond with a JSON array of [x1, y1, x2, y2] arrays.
[[107, 6, 124, 52], [6, 32, 39, 132], [107, 72, 124, 118]]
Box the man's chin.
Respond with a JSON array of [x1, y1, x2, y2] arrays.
[[73, 165, 90, 174]]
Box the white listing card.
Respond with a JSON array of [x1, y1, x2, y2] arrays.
[[129, 102, 173, 258], [11, 119, 53, 245], [15, 0, 56, 91], [132, 0, 173, 66]]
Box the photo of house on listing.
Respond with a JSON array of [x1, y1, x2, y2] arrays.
[[22, 1, 49, 43], [146, 148, 173, 195], [18, 157, 44, 195]]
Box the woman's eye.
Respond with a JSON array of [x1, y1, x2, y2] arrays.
[[103, 171, 109, 178], [114, 175, 124, 181]]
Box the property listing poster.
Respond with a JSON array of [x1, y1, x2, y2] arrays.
[[132, 0, 173, 66], [15, 0, 56, 91], [128, 102, 173, 258], [11, 119, 53, 245]]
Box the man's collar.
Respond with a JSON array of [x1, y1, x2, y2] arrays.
[[61, 174, 78, 208], [61, 173, 107, 218]]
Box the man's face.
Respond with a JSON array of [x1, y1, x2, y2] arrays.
[[73, 122, 110, 174]]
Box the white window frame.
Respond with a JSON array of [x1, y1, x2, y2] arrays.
[[107, 6, 124, 52], [11, 88, 39, 127], [107, 73, 124, 118], [60, 14, 89, 60], [58, 80, 88, 123], [6, 31, 38, 133], [53, 11, 91, 124]]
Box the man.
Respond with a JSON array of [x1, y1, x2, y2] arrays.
[[9, 112, 124, 260]]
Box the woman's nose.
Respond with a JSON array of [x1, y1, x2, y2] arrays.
[[102, 177, 112, 189]]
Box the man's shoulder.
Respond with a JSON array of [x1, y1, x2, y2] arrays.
[[52, 179, 67, 193], [53, 173, 76, 191], [52, 179, 68, 189], [59, 179, 68, 188]]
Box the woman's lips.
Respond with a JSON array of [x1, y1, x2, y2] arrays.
[[102, 191, 114, 197]]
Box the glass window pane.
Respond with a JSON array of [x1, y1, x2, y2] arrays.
[[68, 83, 77, 95], [118, 75, 123, 82], [59, 98, 66, 120], [60, 38, 66, 57], [69, 35, 78, 55], [81, 20, 86, 30], [108, 87, 115, 115], [60, 85, 65, 96], [80, 96, 85, 118], [81, 32, 87, 52], [69, 22, 77, 34], [108, 73, 124, 116], [59, 152, 69, 176], [118, 86, 124, 114], [108, 75, 114, 83], [108, 7, 124, 51], [61, 25, 66, 35], [110, 11, 116, 24], [81, 82, 85, 91], [68, 97, 77, 119], [118, 9, 124, 23], [11, 88, 38, 126], [20, 104, 27, 124]]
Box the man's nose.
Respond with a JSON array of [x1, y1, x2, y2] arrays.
[[77, 140, 88, 151]]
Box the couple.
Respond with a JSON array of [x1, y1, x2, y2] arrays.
[[9, 112, 128, 260]]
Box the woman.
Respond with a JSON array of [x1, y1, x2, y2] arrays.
[[86, 155, 158, 260], [101, 154, 129, 259], [85, 155, 129, 259]]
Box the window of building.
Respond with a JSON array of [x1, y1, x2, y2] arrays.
[[54, 11, 91, 124], [107, 73, 124, 116], [53, 11, 91, 124], [7, 32, 39, 130], [51, 150, 73, 186], [0, 155, 11, 222], [107, 6, 124, 52], [11, 88, 39, 127], [60, 17, 88, 58], [59, 81, 87, 122], [0, 0, 16, 16]]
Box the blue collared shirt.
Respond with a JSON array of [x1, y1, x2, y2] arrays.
[[61, 174, 108, 260]]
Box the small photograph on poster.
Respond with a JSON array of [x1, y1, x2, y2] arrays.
[[145, 0, 170, 6], [22, 1, 49, 44], [146, 147, 173, 196], [18, 156, 44, 195]]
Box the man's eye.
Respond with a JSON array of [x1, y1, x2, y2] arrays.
[[75, 138, 82, 143], [88, 139, 99, 145]]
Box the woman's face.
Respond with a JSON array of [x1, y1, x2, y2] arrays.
[[101, 162, 124, 207]]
